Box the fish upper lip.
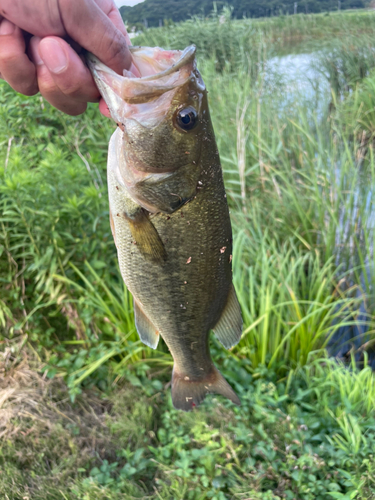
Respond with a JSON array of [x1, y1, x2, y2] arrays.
[[87, 45, 196, 83], [129, 45, 196, 82]]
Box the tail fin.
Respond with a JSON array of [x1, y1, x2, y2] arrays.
[[171, 365, 240, 411]]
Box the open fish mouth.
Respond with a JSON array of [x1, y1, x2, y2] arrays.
[[87, 45, 204, 127], [128, 45, 197, 82]]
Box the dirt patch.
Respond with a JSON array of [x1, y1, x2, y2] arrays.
[[0, 337, 155, 498], [0, 337, 112, 447]]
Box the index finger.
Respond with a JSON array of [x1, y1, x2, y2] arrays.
[[59, 0, 132, 75], [94, 0, 131, 41]]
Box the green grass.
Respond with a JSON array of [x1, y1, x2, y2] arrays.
[[2, 343, 375, 499], [1, 8, 375, 499]]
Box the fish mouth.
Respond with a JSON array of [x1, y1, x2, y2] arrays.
[[129, 45, 197, 83], [87, 45, 203, 127]]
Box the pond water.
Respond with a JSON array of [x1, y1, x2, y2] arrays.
[[267, 51, 330, 115], [266, 51, 375, 365]]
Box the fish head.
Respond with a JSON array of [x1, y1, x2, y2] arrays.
[[87, 45, 207, 175]]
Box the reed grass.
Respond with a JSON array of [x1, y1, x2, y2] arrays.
[[303, 355, 375, 417], [134, 9, 375, 62]]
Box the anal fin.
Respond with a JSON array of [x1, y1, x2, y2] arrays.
[[134, 300, 159, 349], [213, 285, 243, 349]]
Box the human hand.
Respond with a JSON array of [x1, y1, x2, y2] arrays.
[[0, 0, 135, 116]]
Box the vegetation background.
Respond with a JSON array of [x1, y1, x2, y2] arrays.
[[2, 6, 375, 500], [120, 0, 369, 27]]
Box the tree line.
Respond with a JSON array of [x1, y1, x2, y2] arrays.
[[120, 0, 369, 28]]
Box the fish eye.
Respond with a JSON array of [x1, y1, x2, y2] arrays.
[[175, 106, 198, 131]]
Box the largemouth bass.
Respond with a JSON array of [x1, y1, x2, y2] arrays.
[[87, 45, 243, 411]]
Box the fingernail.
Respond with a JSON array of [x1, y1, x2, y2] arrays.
[[39, 38, 68, 74], [0, 19, 15, 36]]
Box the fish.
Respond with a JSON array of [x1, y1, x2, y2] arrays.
[[87, 45, 243, 411]]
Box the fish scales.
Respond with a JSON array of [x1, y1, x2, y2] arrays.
[[88, 45, 243, 411], [109, 127, 231, 372]]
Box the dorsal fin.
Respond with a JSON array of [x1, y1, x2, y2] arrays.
[[213, 285, 243, 349]]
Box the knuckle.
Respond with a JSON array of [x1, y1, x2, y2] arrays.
[[59, 102, 87, 116], [56, 71, 97, 101], [100, 30, 130, 70], [0, 60, 38, 96], [39, 77, 59, 96], [61, 82, 84, 99], [16, 82, 38, 96], [0, 52, 18, 67]]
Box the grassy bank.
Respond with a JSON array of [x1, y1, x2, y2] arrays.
[[2, 341, 375, 500], [1, 8, 375, 499]]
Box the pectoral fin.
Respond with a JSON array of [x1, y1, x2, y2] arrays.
[[213, 285, 243, 349], [134, 300, 160, 349], [125, 208, 167, 264]]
